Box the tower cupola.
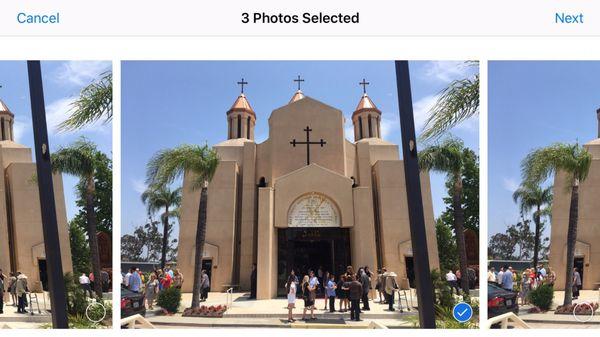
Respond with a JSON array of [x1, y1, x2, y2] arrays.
[[352, 79, 381, 141], [0, 99, 15, 141], [227, 78, 255, 140]]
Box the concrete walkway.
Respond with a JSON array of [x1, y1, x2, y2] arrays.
[[518, 290, 600, 326], [146, 292, 420, 328]]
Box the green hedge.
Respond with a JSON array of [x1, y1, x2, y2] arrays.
[[528, 284, 554, 311], [157, 287, 182, 313]]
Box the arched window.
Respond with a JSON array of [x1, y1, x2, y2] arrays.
[[228, 117, 232, 139], [247, 116, 251, 139], [258, 177, 267, 187], [1, 118, 5, 141], [368, 114, 373, 138], [237, 115, 242, 138], [377, 116, 381, 138], [358, 116, 363, 139]]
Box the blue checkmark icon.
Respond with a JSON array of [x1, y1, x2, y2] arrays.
[[452, 302, 473, 323]]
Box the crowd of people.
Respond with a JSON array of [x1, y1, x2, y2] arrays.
[[122, 265, 210, 310], [78, 269, 111, 298], [0, 269, 30, 314], [284, 265, 400, 323], [487, 263, 584, 304]]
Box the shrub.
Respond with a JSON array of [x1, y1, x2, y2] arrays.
[[157, 287, 182, 313], [528, 284, 554, 311], [431, 269, 455, 308], [64, 272, 89, 316]]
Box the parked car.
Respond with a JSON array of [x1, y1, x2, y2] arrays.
[[488, 282, 519, 318], [121, 287, 146, 318]]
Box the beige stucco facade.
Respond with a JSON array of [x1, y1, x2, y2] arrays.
[[177, 90, 439, 297], [0, 99, 72, 292], [549, 109, 600, 290]]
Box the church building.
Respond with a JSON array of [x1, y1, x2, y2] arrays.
[[549, 108, 600, 290], [0, 99, 72, 292], [177, 80, 439, 298]]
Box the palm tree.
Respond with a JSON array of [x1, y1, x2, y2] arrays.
[[419, 138, 470, 294], [420, 61, 479, 141], [51, 137, 104, 298], [58, 71, 112, 132], [512, 184, 553, 269], [146, 144, 219, 309], [521, 143, 592, 305], [141, 186, 182, 269]]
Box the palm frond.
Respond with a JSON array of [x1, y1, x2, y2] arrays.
[[146, 144, 219, 190], [51, 137, 98, 177], [521, 143, 592, 185], [420, 64, 479, 141], [58, 71, 112, 132]]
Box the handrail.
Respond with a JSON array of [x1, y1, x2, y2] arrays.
[[120, 314, 156, 329], [226, 287, 234, 308], [486, 312, 530, 329]]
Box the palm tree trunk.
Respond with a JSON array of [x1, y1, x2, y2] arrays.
[[161, 207, 169, 269], [563, 183, 579, 306], [85, 176, 103, 299], [191, 185, 208, 309], [452, 176, 469, 295], [533, 206, 541, 269]]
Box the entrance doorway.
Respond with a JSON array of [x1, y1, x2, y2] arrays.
[[277, 227, 351, 296], [574, 256, 584, 284], [38, 259, 48, 291], [405, 256, 415, 288], [202, 259, 213, 285]]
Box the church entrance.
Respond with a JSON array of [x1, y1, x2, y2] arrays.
[[277, 227, 351, 296], [575, 256, 585, 285], [38, 259, 48, 291]]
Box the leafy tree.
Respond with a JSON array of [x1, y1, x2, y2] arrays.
[[58, 71, 112, 131], [419, 138, 472, 294], [141, 186, 182, 268], [70, 150, 112, 234], [435, 219, 458, 273], [69, 222, 91, 276], [488, 232, 517, 260], [420, 61, 479, 141], [512, 183, 552, 268], [120, 217, 178, 262], [521, 143, 592, 305], [146, 144, 218, 309], [488, 220, 550, 261], [52, 137, 106, 298]]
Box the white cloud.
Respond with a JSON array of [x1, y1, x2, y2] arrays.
[[132, 179, 147, 194], [380, 117, 398, 140], [54, 61, 111, 87], [12, 119, 28, 143], [44, 96, 109, 134], [423, 61, 470, 83], [503, 177, 520, 193], [413, 94, 438, 133]]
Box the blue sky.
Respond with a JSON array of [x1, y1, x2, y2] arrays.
[[0, 61, 112, 220], [488, 61, 599, 239], [122, 61, 479, 236]]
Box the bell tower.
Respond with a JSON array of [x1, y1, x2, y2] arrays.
[[0, 99, 15, 141], [352, 79, 381, 141], [227, 78, 255, 140]]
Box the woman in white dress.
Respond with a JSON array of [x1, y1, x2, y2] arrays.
[[286, 274, 297, 323]]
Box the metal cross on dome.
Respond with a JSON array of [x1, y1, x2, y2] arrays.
[[237, 78, 248, 93], [294, 75, 304, 91], [290, 126, 326, 165], [359, 78, 370, 94]]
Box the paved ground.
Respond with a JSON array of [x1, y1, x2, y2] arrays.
[[514, 290, 600, 328], [1, 291, 112, 329], [145, 291, 422, 328]]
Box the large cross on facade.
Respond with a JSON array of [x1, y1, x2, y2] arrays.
[[290, 126, 326, 165]]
